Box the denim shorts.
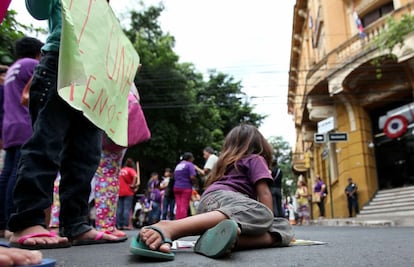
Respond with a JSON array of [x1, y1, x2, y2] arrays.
[[197, 190, 294, 246]]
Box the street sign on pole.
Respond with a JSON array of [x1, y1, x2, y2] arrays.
[[328, 132, 348, 142], [317, 116, 335, 134], [314, 133, 325, 143]]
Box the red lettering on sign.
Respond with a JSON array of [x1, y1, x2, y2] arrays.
[[106, 25, 119, 80], [77, 0, 95, 45], [107, 104, 116, 123], [92, 88, 109, 116], [70, 83, 75, 101], [82, 75, 97, 109]]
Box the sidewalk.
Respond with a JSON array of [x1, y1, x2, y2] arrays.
[[310, 215, 414, 227]]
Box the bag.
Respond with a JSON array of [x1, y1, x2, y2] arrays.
[[313, 192, 321, 203], [102, 91, 151, 151]]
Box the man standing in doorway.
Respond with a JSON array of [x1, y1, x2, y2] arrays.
[[345, 177, 359, 217]]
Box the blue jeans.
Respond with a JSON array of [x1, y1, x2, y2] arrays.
[[8, 52, 102, 238], [0, 146, 21, 230], [162, 197, 175, 220], [347, 196, 359, 217], [116, 196, 133, 228], [148, 201, 161, 224]]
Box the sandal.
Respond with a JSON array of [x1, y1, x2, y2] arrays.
[[130, 226, 174, 260], [194, 219, 238, 258], [9, 230, 71, 250]]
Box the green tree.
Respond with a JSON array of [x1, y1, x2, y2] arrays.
[[123, 4, 264, 183], [372, 14, 414, 78], [0, 10, 46, 65], [267, 136, 296, 198], [0, 11, 25, 64]]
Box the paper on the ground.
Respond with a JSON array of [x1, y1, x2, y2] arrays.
[[171, 240, 196, 250], [290, 239, 327, 246], [59, 0, 140, 146]]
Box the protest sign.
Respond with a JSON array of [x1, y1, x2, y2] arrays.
[[59, 0, 140, 146]]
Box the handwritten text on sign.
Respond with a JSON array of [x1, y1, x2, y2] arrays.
[[58, 0, 140, 146]]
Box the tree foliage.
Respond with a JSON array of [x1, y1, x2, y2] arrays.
[[0, 10, 25, 65], [0, 10, 46, 65], [123, 4, 265, 183], [372, 14, 414, 78]]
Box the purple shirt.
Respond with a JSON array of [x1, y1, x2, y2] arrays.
[[2, 58, 37, 148], [203, 154, 272, 199], [174, 160, 196, 189], [314, 180, 324, 193]]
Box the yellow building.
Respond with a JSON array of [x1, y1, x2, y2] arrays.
[[288, 0, 414, 218]]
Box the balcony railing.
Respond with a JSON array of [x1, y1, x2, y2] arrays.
[[307, 3, 414, 83]]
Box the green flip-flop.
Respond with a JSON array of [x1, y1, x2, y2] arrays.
[[130, 226, 174, 261], [194, 219, 238, 258]]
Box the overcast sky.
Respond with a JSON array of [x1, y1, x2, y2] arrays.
[[10, 0, 296, 146]]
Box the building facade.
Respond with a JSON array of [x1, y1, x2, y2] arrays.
[[288, 0, 414, 218]]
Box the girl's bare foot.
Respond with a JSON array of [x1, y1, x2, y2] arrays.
[[0, 247, 42, 266], [140, 221, 173, 253]]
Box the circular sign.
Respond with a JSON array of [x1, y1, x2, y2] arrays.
[[383, 115, 408, 139]]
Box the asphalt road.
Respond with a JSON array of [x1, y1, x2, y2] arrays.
[[2, 226, 414, 267]]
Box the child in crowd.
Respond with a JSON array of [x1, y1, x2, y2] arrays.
[[130, 124, 294, 260], [147, 172, 162, 224], [160, 168, 175, 220], [0, 37, 43, 239]]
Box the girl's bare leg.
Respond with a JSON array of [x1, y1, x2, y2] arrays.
[[140, 211, 227, 253], [237, 232, 280, 250]]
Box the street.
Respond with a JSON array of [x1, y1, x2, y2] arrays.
[[2, 225, 413, 267]]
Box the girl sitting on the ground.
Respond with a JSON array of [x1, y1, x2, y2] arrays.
[[130, 124, 294, 260]]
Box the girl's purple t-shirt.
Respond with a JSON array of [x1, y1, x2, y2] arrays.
[[173, 160, 196, 189], [203, 154, 272, 199], [2, 58, 37, 148]]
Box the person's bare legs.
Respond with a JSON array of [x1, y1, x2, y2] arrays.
[[140, 211, 228, 253], [0, 247, 42, 266], [9, 225, 68, 246]]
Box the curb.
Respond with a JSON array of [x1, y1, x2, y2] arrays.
[[310, 219, 395, 227]]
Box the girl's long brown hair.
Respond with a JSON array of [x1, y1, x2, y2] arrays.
[[204, 124, 273, 187]]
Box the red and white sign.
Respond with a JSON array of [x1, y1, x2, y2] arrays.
[[383, 115, 408, 139]]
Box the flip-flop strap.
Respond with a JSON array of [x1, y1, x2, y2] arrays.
[[95, 230, 119, 240], [0, 241, 10, 248], [17, 230, 57, 244], [142, 226, 173, 246]]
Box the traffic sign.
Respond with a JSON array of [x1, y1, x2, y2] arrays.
[[317, 116, 334, 134], [314, 134, 325, 143], [328, 132, 348, 142]]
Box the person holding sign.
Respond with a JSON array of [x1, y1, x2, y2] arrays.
[[8, 0, 123, 249]]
